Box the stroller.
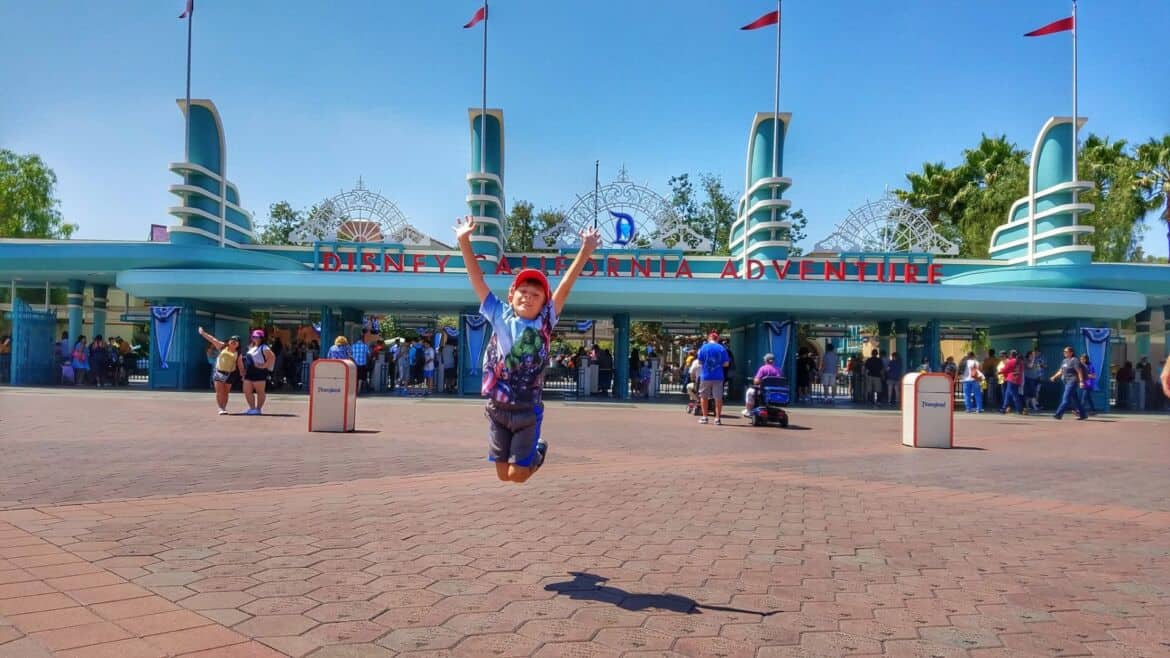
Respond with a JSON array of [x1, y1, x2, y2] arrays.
[[748, 376, 790, 427]]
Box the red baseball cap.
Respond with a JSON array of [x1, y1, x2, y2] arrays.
[[708, 331, 720, 340], [512, 269, 551, 300]]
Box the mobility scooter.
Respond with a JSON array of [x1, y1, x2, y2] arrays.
[[748, 375, 790, 427]]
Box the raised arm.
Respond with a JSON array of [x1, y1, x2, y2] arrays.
[[1161, 359, 1170, 397], [552, 227, 601, 316], [197, 326, 224, 351], [454, 216, 491, 304]]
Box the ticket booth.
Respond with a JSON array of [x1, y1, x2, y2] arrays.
[[309, 359, 358, 432]]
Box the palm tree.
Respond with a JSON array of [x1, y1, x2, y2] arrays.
[[1136, 136, 1170, 256], [896, 161, 965, 225]]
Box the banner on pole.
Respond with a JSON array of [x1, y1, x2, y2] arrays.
[[1082, 328, 1110, 391], [462, 314, 489, 377], [151, 306, 182, 369], [764, 320, 793, 373]]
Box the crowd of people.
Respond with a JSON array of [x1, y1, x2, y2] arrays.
[[198, 325, 462, 414]]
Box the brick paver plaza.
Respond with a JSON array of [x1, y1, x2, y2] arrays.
[[0, 388, 1167, 657]]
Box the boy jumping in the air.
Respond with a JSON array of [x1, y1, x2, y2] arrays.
[[455, 215, 601, 483]]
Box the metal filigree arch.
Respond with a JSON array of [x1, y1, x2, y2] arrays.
[[289, 178, 433, 246], [538, 168, 710, 252], [813, 194, 959, 255]]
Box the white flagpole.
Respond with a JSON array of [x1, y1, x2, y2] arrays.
[[772, 0, 781, 179], [184, 1, 193, 162], [594, 160, 600, 230], [480, 1, 488, 176], [1071, 0, 1078, 179]]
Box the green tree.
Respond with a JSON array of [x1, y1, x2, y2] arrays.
[[784, 208, 809, 256], [0, 150, 77, 239], [630, 321, 667, 352], [1136, 135, 1170, 256], [668, 174, 699, 224], [534, 208, 566, 241], [895, 136, 1028, 258], [896, 160, 967, 226], [505, 200, 535, 251], [258, 201, 302, 245], [1078, 135, 1148, 262], [699, 174, 737, 256]]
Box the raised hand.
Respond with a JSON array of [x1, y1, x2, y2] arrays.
[[579, 227, 602, 251], [454, 215, 477, 242]]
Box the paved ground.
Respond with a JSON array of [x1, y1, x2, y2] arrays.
[[0, 388, 1167, 658]]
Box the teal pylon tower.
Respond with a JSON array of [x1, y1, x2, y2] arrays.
[[167, 99, 255, 248], [729, 112, 793, 271], [988, 116, 1094, 266], [466, 109, 507, 263]]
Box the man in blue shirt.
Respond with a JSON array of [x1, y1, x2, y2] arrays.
[[696, 331, 730, 425], [350, 331, 371, 394]]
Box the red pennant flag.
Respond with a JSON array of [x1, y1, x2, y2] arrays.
[[178, 0, 193, 19], [741, 10, 779, 31], [1024, 16, 1073, 37], [463, 5, 487, 29]]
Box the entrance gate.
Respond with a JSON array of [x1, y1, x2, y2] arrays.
[[9, 299, 56, 385]]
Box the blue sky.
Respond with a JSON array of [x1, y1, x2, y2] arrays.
[[2, 1, 1167, 255]]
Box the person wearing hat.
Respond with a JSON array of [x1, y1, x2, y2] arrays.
[[197, 326, 242, 415], [241, 329, 276, 415], [743, 352, 782, 417], [455, 214, 601, 483], [696, 331, 731, 424]]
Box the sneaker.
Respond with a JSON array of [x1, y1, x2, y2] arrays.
[[1053, 414, 1062, 420], [244, 408, 259, 416], [531, 441, 548, 472], [714, 418, 722, 426], [698, 417, 708, 424], [741, 409, 751, 417], [218, 409, 228, 415]]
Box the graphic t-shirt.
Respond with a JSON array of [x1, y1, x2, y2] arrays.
[[480, 292, 558, 405], [1060, 357, 1084, 384], [696, 342, 729, 381]]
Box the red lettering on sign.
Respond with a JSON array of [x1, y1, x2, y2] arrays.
[[383, 254, 402, 272], [927, 263, 943, 284], [904, 263, 920, 283], [878, 263, 893, 283], [746, 259, 765, 280], [346, 253, 355, 271], [411, 254, 425, 272], [494, 258, 513, 275], [824, 261, 846, 281], [675, 259, 693, 278], [631, 258, 651, 278], [720, 259, 740, 279], [583, 258, 598, 277], [360, 253, 377, 272], [554, 256, 567, 276], [322, 252, 341, 272], [798, 260, 811, 280], [856, 261, 867, 282], [434, 255, 449, 273], [771, 260, 791, 279], [606, 257, 620, 277]]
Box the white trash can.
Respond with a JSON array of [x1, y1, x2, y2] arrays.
[[309, 359, 357, 432], [901, 372, 953, 448]]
